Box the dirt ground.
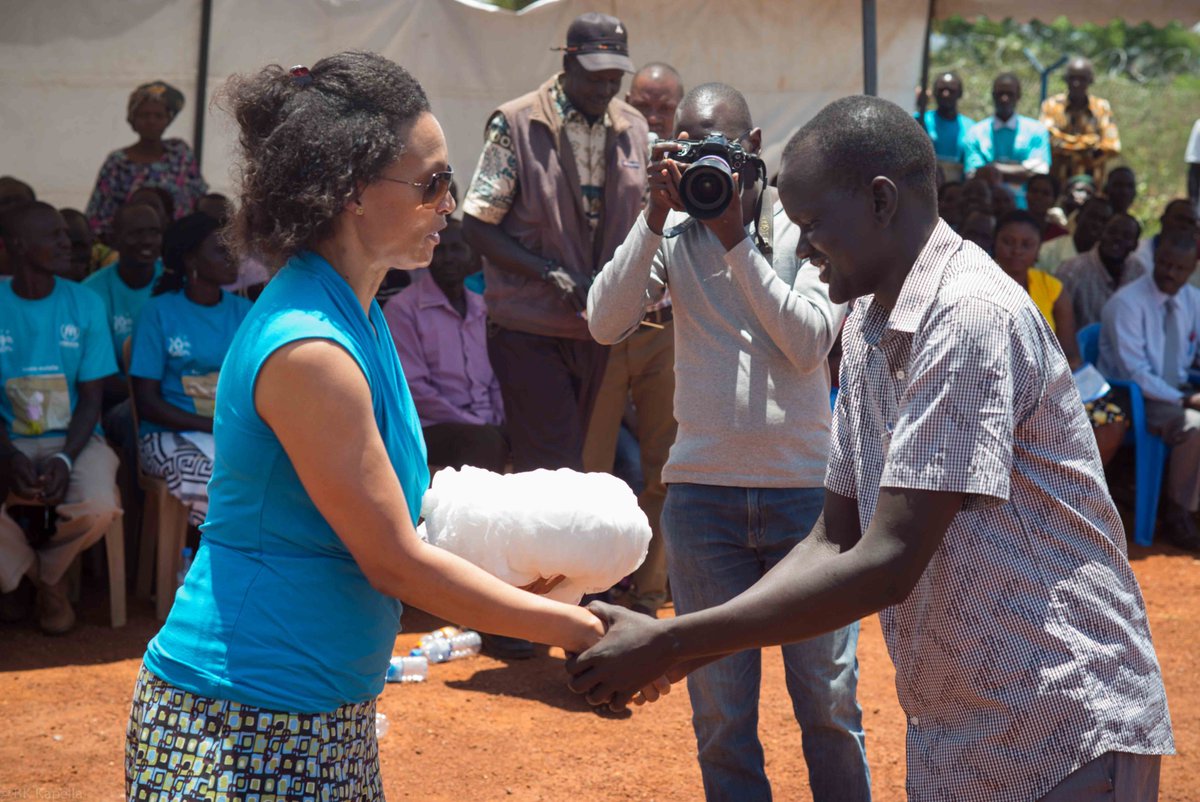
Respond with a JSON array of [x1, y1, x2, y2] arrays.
[[0, 542, 1196, 802]]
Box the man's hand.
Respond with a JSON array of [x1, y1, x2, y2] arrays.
[[5, 449, 42, 499], [36, 456, 71, 505], [565, 601, 682, 711], [544, 266, 589, 314], [645, 136, 687, 235], [1185, 392, 1200, 412]]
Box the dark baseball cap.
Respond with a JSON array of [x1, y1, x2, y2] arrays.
[[558, 12, 634, 73]]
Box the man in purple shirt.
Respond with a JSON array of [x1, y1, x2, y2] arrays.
[[384, 219, 508, 474]]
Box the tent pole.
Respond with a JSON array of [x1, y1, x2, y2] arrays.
[[917, 0, 936, 115], [193, 0, 214, 169], [861, 0, 878, 96]]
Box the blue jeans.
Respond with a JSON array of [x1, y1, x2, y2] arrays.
[[662, 483, 871, 802]]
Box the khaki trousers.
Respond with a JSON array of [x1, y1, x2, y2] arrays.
[[1145, 401, 1200, 511], [583, 320, 677, 609], [0, 435, 121, 592]]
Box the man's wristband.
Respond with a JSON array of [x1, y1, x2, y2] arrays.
[[51, 452, 74, 473], [540, 259, 558, 281]]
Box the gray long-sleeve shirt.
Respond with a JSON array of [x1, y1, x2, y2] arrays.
[[587, 204, 846, 488]]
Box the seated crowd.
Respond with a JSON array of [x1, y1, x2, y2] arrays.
[[1, 53, 1199, 642], [929, 64, 1200, 551]]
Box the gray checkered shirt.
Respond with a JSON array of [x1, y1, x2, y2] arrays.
[[828, 220, 1173, 802], [1056, 246, 1144, 329]]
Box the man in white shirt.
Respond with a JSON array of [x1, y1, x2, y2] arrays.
[[1127, 199, 1199, 289], [1099, 228, 1200, 550]]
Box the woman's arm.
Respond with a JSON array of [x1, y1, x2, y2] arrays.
[[255, 338, 603, 653], [1052, 291, 1083, 370], [132, 377, 214, 433]]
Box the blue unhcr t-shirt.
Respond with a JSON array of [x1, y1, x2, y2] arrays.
[[82, 259, 164, 361], [0, 278, 117, 438], [129, 290, 252, 434], [144, 251, 430, 714], [917, 109, 975, 165]]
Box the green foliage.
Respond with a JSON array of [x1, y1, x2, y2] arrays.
[[485, 0, 538, 9], [931, 18, 1200, 233], [935, 17, 1200, 81]]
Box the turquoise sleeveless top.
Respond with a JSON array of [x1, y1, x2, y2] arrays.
[[144, 251, 429, 713]]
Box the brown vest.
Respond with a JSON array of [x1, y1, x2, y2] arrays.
[[483, 75, 649, 339]]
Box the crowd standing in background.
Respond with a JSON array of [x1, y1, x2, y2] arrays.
[[0, 13, 1197, 800]]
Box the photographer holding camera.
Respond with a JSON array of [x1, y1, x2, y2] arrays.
[[586, 83, 868, 802]]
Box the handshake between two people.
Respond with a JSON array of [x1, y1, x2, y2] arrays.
[[565, 600, 709, 713]]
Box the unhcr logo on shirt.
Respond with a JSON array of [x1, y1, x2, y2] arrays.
[[114, 314, 134, 335], [0, 330, 13, 354], [59, 324, 80, 348], [167, 335, 192, 358]]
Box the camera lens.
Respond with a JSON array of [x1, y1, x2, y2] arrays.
[[679, 156, 734, 219]]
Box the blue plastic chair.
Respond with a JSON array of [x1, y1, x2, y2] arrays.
[[1077, 323, 1168, 546]]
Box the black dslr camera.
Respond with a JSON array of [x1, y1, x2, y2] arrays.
[[667, 134, 753, 220]]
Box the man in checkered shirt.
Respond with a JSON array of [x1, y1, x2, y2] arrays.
[[569, 95, 1174, 801]]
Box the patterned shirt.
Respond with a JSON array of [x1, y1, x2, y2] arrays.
[[1039, 93, 1121, 183], [463, 76, 609, 237], [1056, 245, 1144, 328], [828, 220, 1173, 802], [85, 138, 208, 235]]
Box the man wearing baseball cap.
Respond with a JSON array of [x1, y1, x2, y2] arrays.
[[462, 14, 648, 659]]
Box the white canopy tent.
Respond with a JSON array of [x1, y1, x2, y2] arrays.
[[1, 0, 1196, 211]]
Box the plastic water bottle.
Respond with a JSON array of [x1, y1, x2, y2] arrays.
[[176, 548, 194, 590], [374, 712, 389, 738], [385, 654, 428, 683], [418, 627, 482, 663]]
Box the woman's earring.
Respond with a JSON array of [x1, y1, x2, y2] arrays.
[[355, 204, 365, 216]]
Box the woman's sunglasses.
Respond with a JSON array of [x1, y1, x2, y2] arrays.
[[379, 168, 454, 208]]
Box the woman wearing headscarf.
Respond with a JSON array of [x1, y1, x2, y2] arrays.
[[85, 81, 208, 236]]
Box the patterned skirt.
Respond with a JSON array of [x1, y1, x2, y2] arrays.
[[126, 665, 384, 801], [1084, 389, 1128, 428], [139, 432, 212, 528]]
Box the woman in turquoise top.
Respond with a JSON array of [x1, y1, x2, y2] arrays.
[[130, 212, 249, 527], [126, 53, 616, 801]]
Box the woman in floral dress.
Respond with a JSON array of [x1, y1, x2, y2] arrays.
[[85, 81, 208, 237]]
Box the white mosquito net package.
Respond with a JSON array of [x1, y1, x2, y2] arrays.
[[419, 466, 651, 604]]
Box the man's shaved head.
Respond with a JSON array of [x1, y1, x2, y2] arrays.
[[632, 62, 683, 96], [675, 82, 753, 138], [782, 94, 936, 205], [628, 62, 684, 140], [1, 200, 57, 247]]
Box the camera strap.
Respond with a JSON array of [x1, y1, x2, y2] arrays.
[[753, 183, 777, 258]]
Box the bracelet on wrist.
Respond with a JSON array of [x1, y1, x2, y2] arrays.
[[541, 259, 558, 281], [51, 452, 74, 473]]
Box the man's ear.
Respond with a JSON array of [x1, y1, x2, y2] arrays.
[[747, 127, 763, 155], [870, 176, 899, 227]]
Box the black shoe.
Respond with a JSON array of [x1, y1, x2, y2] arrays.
[[480, 633, 535, 660], [1163, 503, 1200, 552]]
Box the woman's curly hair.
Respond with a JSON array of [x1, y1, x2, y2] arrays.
[[220, 51, 430, 268]]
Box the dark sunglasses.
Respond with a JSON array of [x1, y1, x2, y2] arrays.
[[379, 168, 454, 208]]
